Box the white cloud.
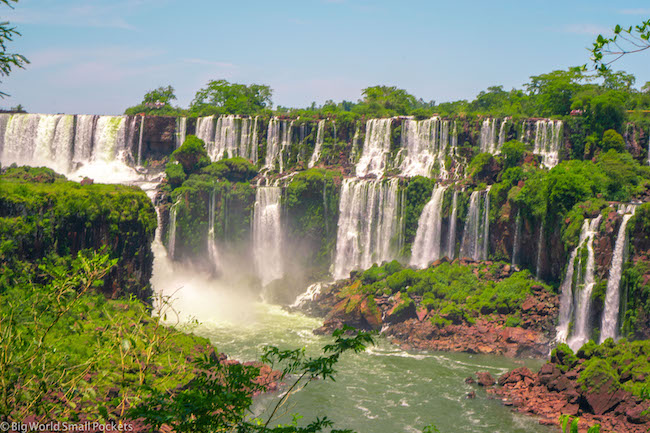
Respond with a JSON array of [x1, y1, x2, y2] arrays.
[[563, 24, 611, 36], [619, 8, 650, 15], [182, 58, 235, 68]]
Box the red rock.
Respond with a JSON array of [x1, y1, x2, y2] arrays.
[[626, 404, 650, 424], [476, 371, 496, 387], [584, 381, 628, 415], [80, 177, 94, 185]]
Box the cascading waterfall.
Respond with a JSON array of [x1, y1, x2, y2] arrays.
[[556, 220, 590, 344], [253, 186, 284, 286], [137, 116, 145, 166], [460, 189, 490, 261], [399, 117, 452, 178], [265, 118, 293, 172], [355, 118, 392, 177], [333, 178, 402, 280], [498, 118, 508, 149], [479, 118, 498, 154], [176, 117, 187, 148], [567, 215, 602, 351], [600, 207, 636, 342], [511, 211, 522, 266], [1, 113, 135, 183], [195, 116, 215, 150], [410, 185, 448, 268], [534, 120, 563, 168], [350, 125, 360, 163], [168, 200, 179, 260], [207, 187, 220, 274], [447, 189, 458, 259], [308, 119, 326, 168]]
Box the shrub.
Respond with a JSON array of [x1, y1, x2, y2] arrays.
[[172, 135, 210, 174], [601, 129, 625, 153], [201, 157, 257, 182], [165, 161, 186, 189]]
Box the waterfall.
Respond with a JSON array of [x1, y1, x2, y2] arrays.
[[498, 118, 508, 149], [265, 118, 293, 172], [481, 187, 490, 260], [253, 186, 284, 286], [137, 116, 145, 166], [1, 113, 135, 183], [211, 115, 238, 160], [460, 189, 490, 261], [567, 215, 602, 351], [355, 118, 392, 177], [600, 209, 635, 342], [410, 185, 447, 268], [350, 125, 360, 163], [533, 120, 563, 168], [556, 220, 590, 344], [308, 119, 326, 168], [511, 211, 522, 266], [168, 200, 179, 260], [535, 223, 545, 279], [479, 118, 497, 154], [399, 117, 450, 178], [176, 117, 187, 148], [195, 116, 215, 150], [333, 178, 402, 280], [447, 190, 458, 259], [239, 116, 258, 163], [207, 187, 220, 274]]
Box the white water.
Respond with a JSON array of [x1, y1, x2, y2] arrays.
[[533, 120, 562, 168], [0, 113, 140, 184], [168, 199, 179, 260], [511, 211, 522, 267], [265, 118, 293, 172], [479, 118, 498, 154], [253, 186, 284, 286], [195, 116, 215, 150], [356, 118, 393, 177], [567, 216, 602, 351], [459, 189, 490, 261], [176, 117, 187, 148], [447, 189, 458, 259], [350, 124, 361, 163], [410, 185, 448, 268], [137, 116, 145, 166], [555, 220, 590, 344], [207, 187, 221, 274], [308, 119, 326, 168], [198, 115, 259, 162], [399, 117, 452, 178], [333, 178, 402, 280], [498, 118, 508, 149], [600, 210, 635, 342]]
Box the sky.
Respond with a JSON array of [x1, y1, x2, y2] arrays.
[[1, 0, 649, 115]]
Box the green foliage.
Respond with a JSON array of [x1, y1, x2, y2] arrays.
[[191, 79, 273, 115], [551, 344, 579, 372], [358, 85, 418, 116], [201, 157, 258, 182], [0, 166, 157, 296], [403, 176, 434, 252], [143, 85, 176, 105], [165, 161, 186, 189], [172, 135, 210, 175], [0, 0, 29, 98], [500, 140, 527, 169], [590, 19, 650, 71], [467, 152, 495, 181], [601, 129, 625, 152], [526, 68, 585, 116]]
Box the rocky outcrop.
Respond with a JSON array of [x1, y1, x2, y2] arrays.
[[0, 166, 157, 300], [492, 361, 650, 433]]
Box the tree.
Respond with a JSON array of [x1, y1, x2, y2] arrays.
[[190, 79, 272, 115], [590, 19, 650, 71], [0, 0, 29, 97], [525, 68, 585, 116], [359, 85, 416, 115], [143, 85, 177, 105]]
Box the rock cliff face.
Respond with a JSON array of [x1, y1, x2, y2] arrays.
[[0, 166, 157, 300]]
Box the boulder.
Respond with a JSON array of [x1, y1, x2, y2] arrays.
[[476, 371, 495, 387], [583, 380, 628, 415]]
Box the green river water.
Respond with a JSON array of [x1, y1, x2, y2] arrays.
[[151, 239, 553, 433]]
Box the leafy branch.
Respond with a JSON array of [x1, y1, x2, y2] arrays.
[[0, 0, 29, 97], [590, 19, 650, 71]]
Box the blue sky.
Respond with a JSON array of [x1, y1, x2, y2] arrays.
[[2, 0, 649, 115]]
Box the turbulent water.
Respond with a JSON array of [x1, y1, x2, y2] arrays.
[[253, 186, 284, 286], [151, 241, 550, 433]]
